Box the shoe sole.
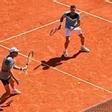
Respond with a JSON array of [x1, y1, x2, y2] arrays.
[[80, 49, 90, 52], [10, 93, 21, 95]]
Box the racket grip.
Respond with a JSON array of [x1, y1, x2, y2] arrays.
[[23, 65, 28, 74]]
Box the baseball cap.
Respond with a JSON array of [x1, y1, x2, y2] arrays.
[[9, 47, 19, 53]]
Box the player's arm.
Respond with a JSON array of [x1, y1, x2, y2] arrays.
[[13, 65, 23, 71], [71, 20, 80, 30], [75, 19, 80, 27], [58, 14, 65, 30], [9, 70, 20, 85], [72, 13, 81, 30], [13, 65, 27, 71]]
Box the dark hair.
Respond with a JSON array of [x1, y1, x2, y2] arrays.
[[70, 5, 76, 9]]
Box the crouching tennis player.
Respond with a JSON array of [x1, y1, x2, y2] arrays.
[[58, 5, 90, 57], [0, 47, 27, 104]]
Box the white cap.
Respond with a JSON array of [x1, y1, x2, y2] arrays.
[[9, 47, 19, 53]]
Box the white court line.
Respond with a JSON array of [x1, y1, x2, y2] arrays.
[[0, 20, 59, 43], [53, 0, 112, 24], [0, 0, 112, 94], [0, 44, 112, 94], [0, 0, 112, 44], [105, 0, 112, 3]]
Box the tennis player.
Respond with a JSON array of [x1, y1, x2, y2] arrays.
[[58, 5, 90, 57], [0, 47, 27, 104]]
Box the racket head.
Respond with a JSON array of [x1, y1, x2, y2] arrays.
[[26, 51, 34, 65], [49, 27, 58, 36]]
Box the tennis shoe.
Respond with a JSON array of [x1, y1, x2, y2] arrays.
[[11, 89, 21, 95], [80, 46, 90, 52], [62, 51, 68, 58]]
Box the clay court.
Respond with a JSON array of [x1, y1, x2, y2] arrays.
[[0, 0, 112, 112]]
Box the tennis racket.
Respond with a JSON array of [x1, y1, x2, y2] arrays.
[[49, 27, 58, 36], [25, 51, 34, 73]]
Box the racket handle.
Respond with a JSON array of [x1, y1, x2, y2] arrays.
[[24, 65, 28, 74]]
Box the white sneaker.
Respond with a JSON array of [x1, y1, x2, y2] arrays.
[[11, 89, 21, 95], [80, 46, 90, 52], [62, 51, 68, 57]]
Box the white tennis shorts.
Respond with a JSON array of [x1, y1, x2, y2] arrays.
[[65, 27, 82, 37]]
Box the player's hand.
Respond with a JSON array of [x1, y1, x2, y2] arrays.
[[22, 66, 28, 72], [70, 26, 75, 31], [19, 66, 27, 72]]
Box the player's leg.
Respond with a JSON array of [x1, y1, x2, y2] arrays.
[[9, 77, 21, 95], [73, 27, 90, 52], [0, 79, 11, 104], [62, 37, 70, 57], [62, 28, 70, 57], [79, 33, 90, 52]]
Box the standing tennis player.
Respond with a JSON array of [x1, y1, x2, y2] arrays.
[[0, 47, 27, 104], [58, 5, 90, 57]]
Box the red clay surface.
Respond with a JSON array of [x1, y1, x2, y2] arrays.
[[0, 0, 112, 112]]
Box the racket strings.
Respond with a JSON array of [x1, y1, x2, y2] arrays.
[[26, 51, 34, 65]]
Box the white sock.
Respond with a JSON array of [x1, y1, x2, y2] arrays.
[[81, 45, 85, 48], [64, 49, 67, 52]]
